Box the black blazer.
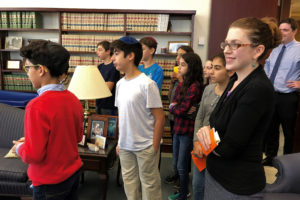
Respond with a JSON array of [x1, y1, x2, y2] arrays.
[[207, 65, 275, 195]]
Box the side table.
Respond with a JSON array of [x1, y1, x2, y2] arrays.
[[78, 139, 117, 200]]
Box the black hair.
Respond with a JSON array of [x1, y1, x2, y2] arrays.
[[177, 45, 194, 53], [110, 39, 142, 67], [212, 52, 226, 67], [20, 40, 70, 77], [279, 18, 298, 31], [177, 53, 203, 105]]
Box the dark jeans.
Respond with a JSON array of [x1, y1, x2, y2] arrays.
[[265, 92, 299, 158], [173, 134, 193, 199], [193, 164, 205, 200], [33, 170, 80, 200]]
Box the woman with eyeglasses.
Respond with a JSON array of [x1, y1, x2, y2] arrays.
[[196, 17, 281, 199]]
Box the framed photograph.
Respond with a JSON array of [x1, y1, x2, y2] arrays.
[[87, 114, 108, 141], [5, 36, 23, 49], [78, 134, 86, 147], [6, 60, 21, 70], [168, 41, 191, 54], [107, 116, 119, 140]]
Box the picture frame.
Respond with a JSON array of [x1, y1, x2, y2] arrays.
[[6, 60, 21, 70], [167, 41, 191, 54], [5, 36, 23, 49], [87, 114, 108, 142], [78, 134, 87, 147], [106, 115, 119, 140]]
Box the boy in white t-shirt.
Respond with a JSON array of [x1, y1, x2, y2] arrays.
[[111, 36, 165, 200]]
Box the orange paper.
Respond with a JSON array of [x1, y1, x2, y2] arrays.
[[191, 151, 206, 171], [199, 128, 219, 156]]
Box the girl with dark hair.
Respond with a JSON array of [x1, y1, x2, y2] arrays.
[[168, 53, 203, 200], [192, 52, 233, 200]]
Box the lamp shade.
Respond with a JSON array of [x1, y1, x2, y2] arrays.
[[68, 65, 112, 100]]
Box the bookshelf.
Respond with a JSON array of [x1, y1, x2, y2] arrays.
[[0, 8, 196, 152]]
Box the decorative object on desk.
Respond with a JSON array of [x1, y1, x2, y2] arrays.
[[168, 41, 190, 54], [67, 65, 112, 137], [107, 116, 118, 140], [161, 48, 167, 54], [6, 60, 21, 70], [78, 134, 86, 147], [95, 135, 106, 149], [87, 114, 108, 142], [87, 143, 99, 152], [5, 36, 22, 49]]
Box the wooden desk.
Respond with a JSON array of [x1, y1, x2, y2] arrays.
[[78, 140, 117, 200]]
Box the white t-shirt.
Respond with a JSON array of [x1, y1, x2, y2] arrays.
[[115, 73, 163, 151]]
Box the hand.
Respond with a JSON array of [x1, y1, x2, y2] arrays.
[[193, 141, 204, 158], [196, 126, 211, 151], [177, 74, 183, 83], [187, 106, 196, 114], [116, 145, 119, 155], [170, 72, 178, 81], [12, 140, 23, 154], [286, 81, 300, 89], [169, 102, 177, 109], [153, 144, 159, 153]]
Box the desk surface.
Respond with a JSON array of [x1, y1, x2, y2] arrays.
[[78, 140, 117, 158]]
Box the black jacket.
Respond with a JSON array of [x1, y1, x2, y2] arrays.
[[207, 65, 275, 195]]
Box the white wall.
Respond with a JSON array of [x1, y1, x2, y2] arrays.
[[0, 0, 212, 61]]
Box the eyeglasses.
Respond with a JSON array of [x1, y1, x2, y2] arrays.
[[23, 64, 41, 73], [220, 42, 254, 50]]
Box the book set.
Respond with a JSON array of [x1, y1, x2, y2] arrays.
[[0, 11, 42, 29]]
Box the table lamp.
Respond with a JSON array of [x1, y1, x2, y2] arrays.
[[68, 65, 112, 133]]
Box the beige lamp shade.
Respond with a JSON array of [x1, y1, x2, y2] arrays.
[[68, 65, 112, 100]]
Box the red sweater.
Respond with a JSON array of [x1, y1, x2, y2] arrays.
[[18, 90, 83, 186]]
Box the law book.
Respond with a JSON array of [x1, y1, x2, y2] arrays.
[[1, 12, 9, 28]]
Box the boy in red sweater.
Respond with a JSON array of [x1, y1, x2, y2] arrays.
[[12, 40, 83, 200]]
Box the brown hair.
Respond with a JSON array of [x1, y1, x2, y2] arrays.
[[230, 17, 281, 61], [139, 37, 157, 56]]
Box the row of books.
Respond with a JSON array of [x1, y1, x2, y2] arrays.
[[68, 56, 102, 72], [0, 11, 42, 29], [155, 58, 175, 77], [60, 12, 169, 32], [62, 34, 123, 52], [61, 13, 124, 31], [2, 74, 36, 92], [126, 14, 169, 32]]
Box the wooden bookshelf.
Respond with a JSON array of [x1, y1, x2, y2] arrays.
[[0, 8, 195, 151]]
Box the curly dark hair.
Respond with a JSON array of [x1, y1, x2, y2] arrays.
[[177, 53, 203, 105], [20, 40, 70, 77]]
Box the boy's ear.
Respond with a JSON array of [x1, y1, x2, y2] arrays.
[[38, 65, 48, 76], [127, 52, 135, 62], [150, 47, 155, 55]]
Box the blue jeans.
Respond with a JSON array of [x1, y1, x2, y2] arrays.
[[192, 163, 205, 200], [33, 170, 80, 200], [173, 134, 193, 199]]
